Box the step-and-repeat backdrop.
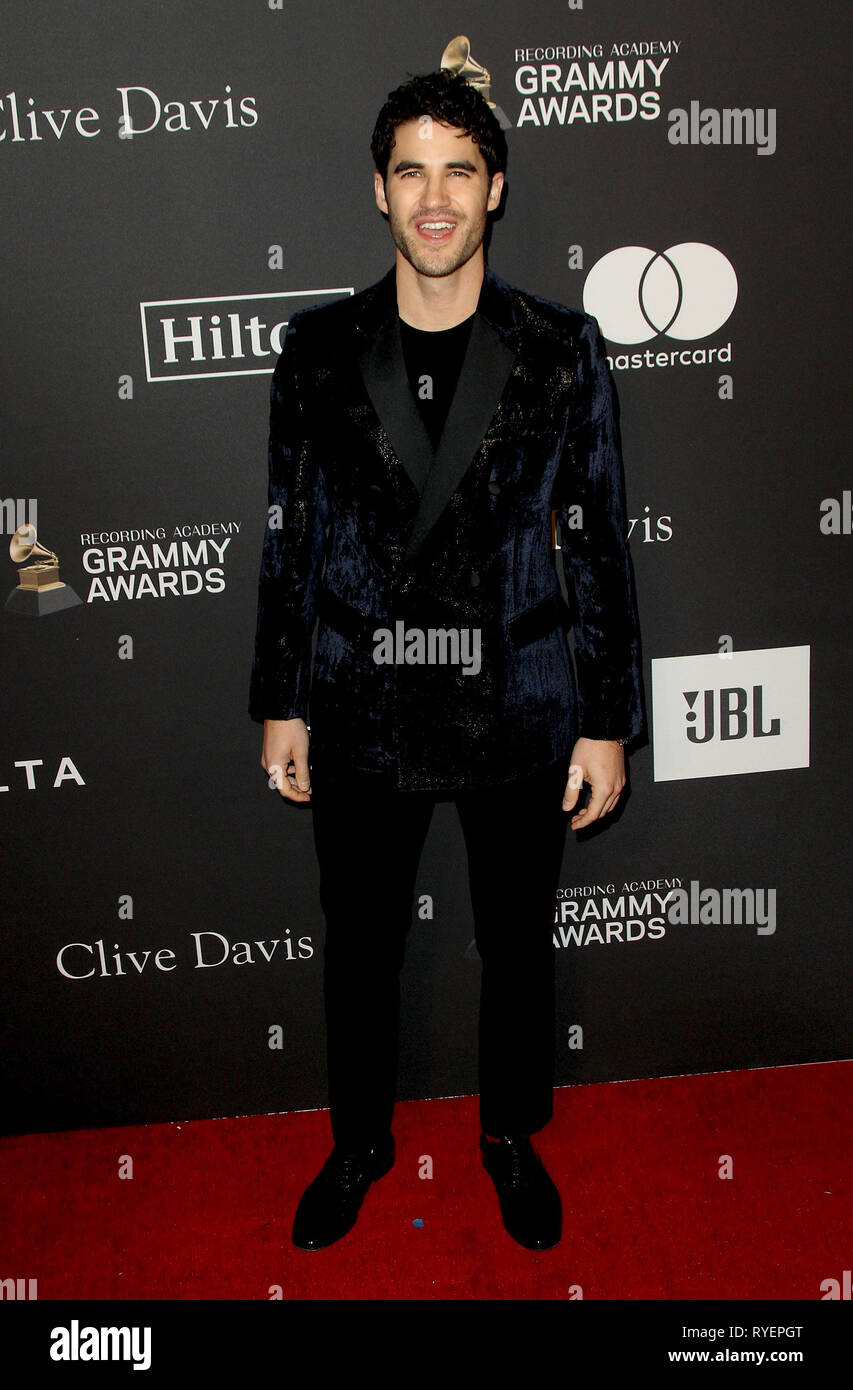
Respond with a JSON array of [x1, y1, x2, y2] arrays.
[[2, 0, 849, 1135]]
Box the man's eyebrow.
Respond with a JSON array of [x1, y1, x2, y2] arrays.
[[391, 158, 479, 174]]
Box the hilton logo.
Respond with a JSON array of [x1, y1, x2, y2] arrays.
[[651, 646, 809, 781], [139, 287, 353, 382]]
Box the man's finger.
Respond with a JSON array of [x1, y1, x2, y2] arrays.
[[571, 785, 608, 827], [562, 761, 585, 810], [583, 783, 624, 824], [263, 754, 311, 802], [292, 749, 311, 793], [278, 773, 311, 802]]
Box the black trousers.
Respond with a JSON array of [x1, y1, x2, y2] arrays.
[[310, 754, 570, 1148]]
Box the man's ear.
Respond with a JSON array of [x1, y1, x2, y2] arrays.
[[487, 171, 505, 212], [374, 171, 389, 215]]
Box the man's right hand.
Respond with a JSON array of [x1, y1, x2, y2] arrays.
[[261, 718, 312, 802]]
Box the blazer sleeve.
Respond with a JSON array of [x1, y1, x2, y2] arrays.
[[555, 314, 645, 744], [248, 313, 329, 723]]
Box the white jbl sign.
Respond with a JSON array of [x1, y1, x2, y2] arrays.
[[651, 645, 810, 782]]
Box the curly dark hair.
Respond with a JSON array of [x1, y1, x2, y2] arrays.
[[370, 70, 508, 184]]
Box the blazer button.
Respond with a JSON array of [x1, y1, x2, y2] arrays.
[[488, 481, 501, 496], [369, 483, 383, 494], [469, 569, 480, 588]]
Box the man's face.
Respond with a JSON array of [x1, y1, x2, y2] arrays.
[[374, 118, 504, 278]]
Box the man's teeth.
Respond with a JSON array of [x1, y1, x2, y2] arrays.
[[420, 222, 455, 229]]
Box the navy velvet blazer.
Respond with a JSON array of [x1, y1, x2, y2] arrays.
[[249, 265, 645, 791]]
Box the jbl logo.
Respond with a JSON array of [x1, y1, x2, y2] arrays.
[[684, 686, 780, 743], [652, 647, 809, 782]]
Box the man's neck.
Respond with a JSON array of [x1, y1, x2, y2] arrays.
[[395, 248, 484, 330]]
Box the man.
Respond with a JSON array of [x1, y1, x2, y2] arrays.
[[249, 70, 644, 1252]]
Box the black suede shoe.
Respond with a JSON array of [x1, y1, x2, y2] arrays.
[[291, 1134, 395, 1251], [480, 1133, 562, 1249]]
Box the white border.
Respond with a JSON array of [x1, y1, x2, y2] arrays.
[[139, 287, 354, 382]]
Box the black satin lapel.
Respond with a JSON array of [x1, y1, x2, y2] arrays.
[[357, 316, 433, 496], [404, 314, 516, 562]]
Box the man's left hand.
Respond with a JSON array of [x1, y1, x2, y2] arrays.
[[562, 737, 626, 829]]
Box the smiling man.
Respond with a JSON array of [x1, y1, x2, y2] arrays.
[[249, 70, 644, 1253], [377, 125, 499, 283]]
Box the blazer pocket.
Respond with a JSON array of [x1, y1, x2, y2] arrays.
[[507, 592, 572, 648], [316, 586, 375, 645]]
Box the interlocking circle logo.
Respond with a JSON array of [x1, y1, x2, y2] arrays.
[[582, 243, 738, 345]]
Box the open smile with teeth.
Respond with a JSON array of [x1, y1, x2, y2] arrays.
[[416, 219, 457, 241]]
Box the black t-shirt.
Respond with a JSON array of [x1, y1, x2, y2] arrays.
[[398, 312, 475, 451]]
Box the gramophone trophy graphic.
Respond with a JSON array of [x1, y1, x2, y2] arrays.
[[5, 522, 82, 616], [440, 35, 513, 130]]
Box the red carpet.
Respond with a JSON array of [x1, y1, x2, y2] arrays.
[[1, 1061, 849, 1300]]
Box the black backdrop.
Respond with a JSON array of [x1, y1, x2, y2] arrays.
[[1, 0, 850, 1136]]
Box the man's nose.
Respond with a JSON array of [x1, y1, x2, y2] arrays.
[[421, 173, 452, 205]]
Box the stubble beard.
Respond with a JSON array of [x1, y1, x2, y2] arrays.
[[388, 202, 488, 278]]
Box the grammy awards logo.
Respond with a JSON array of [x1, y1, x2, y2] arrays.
[[5, 523, 82, 616], [440, 36, 512, 130]]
